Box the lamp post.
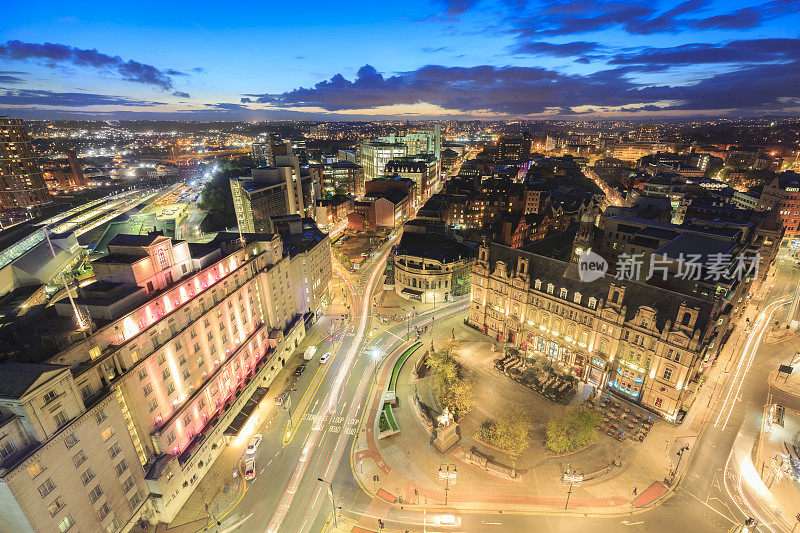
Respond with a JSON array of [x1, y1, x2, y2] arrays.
[[671, 444, 690, 481], [438, 464, 457, 505], [317, 478, 339, 527], [563, 464, 583, 510]]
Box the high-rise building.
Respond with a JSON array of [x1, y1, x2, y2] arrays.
[[633, 123, 660, 143], [0, 118, 50, 208], [0, 230, 331, 531], [230, 157, 316, 234], [321, 161, 364, 198], [250, 142, 273, 166], [41, 150, 86, 190], [384, 155, 440, 207], [378, 124, 441, 161], [359, 142, 406, 183]]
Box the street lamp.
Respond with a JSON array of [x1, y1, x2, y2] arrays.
[[438, 464, 457, 505], [670, 444, 690, 482], [563, 464, 583, 510], [317, 478, 339, 527]]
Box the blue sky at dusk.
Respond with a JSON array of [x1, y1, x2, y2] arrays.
[[1, 0, 799, 119]]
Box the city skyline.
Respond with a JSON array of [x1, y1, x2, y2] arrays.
[[2, 0, 800, 120]]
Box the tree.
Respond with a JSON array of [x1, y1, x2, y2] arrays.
[[481, 408, 533, 457], [198, 159, 246, 232], [425, 343, 474, 418], [545, 407, 601, 454]]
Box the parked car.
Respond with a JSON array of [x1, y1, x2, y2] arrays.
[[275, 391, 290, 405], [320, 352, 331, 364], [294, 364, 306, 376], [246, 434, 262, 454], [244, 457, 256, 480]]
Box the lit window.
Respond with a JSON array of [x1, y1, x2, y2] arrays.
[[27, 460, 45, 478]]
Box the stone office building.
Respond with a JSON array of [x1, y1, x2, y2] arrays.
[[468, 227, 733, 421]]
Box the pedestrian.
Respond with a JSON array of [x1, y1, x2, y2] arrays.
[[633, 487, 638, 496]]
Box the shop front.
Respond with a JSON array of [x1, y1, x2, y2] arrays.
[[608, 362, 646, 402], [528, 332, 586, 378], [587, 356, 607, 387]]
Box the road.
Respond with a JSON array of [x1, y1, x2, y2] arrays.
[[210, 248, 800, 532]]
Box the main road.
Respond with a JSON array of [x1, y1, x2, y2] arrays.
[[213, 245, 800, 533]]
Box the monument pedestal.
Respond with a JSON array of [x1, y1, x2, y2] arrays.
[[433, 422, 460, 453]]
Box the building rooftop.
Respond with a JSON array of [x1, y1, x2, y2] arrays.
[[0, 362, 68, 399], [486, 242, 715, 332], [106, 232, 165, 247], [395, 231, 475, 264]]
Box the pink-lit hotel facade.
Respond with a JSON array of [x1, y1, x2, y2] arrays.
[[0, 228, 331, 531]]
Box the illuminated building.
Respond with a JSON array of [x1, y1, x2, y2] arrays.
[[384, 155, 440, 207], [392, 220, 474, 304], [250, 142, 273, 166], [230, 156, 317, 233], [359, 142, 406, 183], [0, 227, 331, 530], [0, 118, 50, 209], [321, 160, 364, 198], [468, 217, 735, 421]]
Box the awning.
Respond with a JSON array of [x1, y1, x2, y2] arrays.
[[223, 386, 269, 437], [401, 288, 424, 296]]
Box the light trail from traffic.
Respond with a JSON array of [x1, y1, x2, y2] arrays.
[[713, 295, 791, 432], [266, 243, 393, 533]]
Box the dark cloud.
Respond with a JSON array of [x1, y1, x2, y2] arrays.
[[205, 102, 249, 110], [172, 91, 191, 98], [191, 67, 204, 73], [0, 40, 176, 89], [514, 41, 600, 56], [166, 69, 188, 76], [0, 73, 24, 84], [610, 38, 800, 66], [0, 89, 166, 107], [250, 59, 800, 115], [442, 0, 480, 16], [509, 0, 800, 37]]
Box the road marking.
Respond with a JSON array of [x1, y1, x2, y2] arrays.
[[677, 486, 737, 524]]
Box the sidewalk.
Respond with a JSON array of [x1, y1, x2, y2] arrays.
[[350, 303, 753, 518]]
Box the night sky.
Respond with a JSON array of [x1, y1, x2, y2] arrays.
[[2, 0, 799, 120]]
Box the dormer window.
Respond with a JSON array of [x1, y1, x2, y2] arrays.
[[547, 283, 554, 294], [559, 288, 568, 299], [574, 292, 582, 304], [535, 279, 542, 290], [588, 297, 597, 309]]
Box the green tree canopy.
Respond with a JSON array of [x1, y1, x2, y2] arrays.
[[545, 407, 601, 455]]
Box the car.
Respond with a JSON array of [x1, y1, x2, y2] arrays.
[[431, 514, 462, 527], [275, 391, 290, 405], [319, 352, 331, 364], [244, 457, 256, 480], [294, 364, 306, 376], [246, 434, 262, 454]]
